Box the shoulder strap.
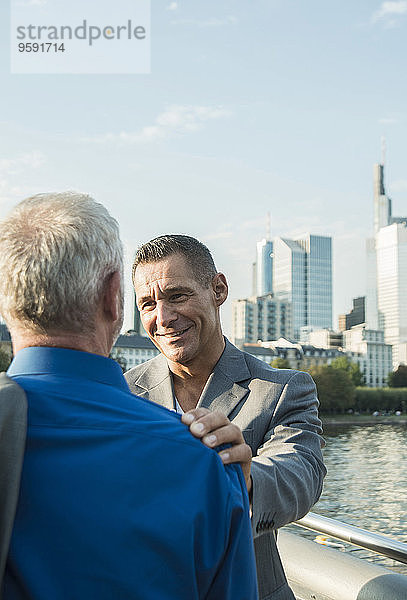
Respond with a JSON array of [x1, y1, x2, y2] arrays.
[[0, 372, 27, 591]]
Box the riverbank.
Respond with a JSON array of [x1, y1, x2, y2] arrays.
[[322, 414, 407, 426]]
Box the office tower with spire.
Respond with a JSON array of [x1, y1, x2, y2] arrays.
[[366, 145, 407, 367], [366, 147, 390, 330], [373, 162, 392, 233]]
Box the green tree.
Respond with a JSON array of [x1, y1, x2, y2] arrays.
[[355, 387, 407, 413], [308, 365, 355, 414], [331, 355, 365, 387], [388, 364, 407, 388], [0, 348, 12, 372], [271, 357, 291, 369]]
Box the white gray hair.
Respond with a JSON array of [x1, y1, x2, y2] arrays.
[[0, 191, 123, 334]]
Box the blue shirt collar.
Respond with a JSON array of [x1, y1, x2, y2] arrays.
[[8, 346, 130, 393]]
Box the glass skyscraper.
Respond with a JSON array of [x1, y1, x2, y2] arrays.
[[255, 238, 273, 296], [273, 234, 332, 340]]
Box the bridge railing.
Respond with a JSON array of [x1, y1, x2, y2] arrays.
[[277, 512, 407, 600], [294, 511, 407, 564]]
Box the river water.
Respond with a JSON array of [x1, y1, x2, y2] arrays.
[[288, 422, 407, 574]]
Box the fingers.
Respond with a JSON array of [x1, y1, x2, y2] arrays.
[[182, 408, 243, 444], [181, 408, 253, 492], [203, 424, 243, 449], [220, 444, 253, 495], [217, 439, 252, 466], [181, 407, 227, 434]]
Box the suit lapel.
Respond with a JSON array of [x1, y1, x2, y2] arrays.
[[145, 377, 174, 411], [132, 354, 174, 411], [197, 339, 250, 417]]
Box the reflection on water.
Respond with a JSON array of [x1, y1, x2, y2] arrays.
[[291, 423, 407, 574]]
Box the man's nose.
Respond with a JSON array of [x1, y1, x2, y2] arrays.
[[156, 301, 177, 328]]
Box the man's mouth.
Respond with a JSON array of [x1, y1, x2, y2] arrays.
[[156, 327, 191, 339]]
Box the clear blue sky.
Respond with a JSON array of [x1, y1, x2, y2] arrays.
[[1, 0, 406, 336]]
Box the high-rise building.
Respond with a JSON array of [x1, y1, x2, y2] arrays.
[[366, 157, 407, 367], [273, 234, 332, 340], [342, 325, 392, 388], [251, 261, 257, 296], [373, 163, 392, 233], [338, 296, 365, 331], [365, 237, 379, 330], [255, 238, 273, 296], [253, 213, 273, 296], [367, 160, 392, 329], [376, 223, 407, 367], [232, 293, 292, 348], [273, 237, 306, 339]]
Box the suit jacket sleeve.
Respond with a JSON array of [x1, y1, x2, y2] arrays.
[[250, 370, 326, 534]]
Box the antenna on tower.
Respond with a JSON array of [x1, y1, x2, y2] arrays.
[[266, 211, 271, 240], [381, 136, 386, 166]]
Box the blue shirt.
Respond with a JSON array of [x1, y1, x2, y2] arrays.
[[5, 347, 258, 600]]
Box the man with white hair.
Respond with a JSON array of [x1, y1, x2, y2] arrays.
[[0, 193, 258, 600]]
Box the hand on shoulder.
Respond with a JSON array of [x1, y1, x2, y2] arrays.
[[182, 408, 252, 494]]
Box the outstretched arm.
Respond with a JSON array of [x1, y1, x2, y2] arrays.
[[182, 370, 326, 532], [250, 370, 326, 531]]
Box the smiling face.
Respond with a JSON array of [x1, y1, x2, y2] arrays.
[[134, 253, 228, 370]]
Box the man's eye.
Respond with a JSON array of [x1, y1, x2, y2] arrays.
[[140, 301, 155, 310], [171, 293, 186, 302]]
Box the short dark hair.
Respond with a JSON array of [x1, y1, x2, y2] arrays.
[[133, 234, 217, 287]]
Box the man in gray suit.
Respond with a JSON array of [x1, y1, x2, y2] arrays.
[[125, 234, 326, 600]]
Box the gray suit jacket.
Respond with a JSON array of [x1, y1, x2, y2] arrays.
[[125, 339, 326, 600], [0, 373, 27, 596]]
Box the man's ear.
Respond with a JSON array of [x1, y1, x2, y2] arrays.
[[103, 271, 122, 322], [212, 273, 228, 307]]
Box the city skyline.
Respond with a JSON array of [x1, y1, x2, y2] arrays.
[[1, 1, 407, 337]]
